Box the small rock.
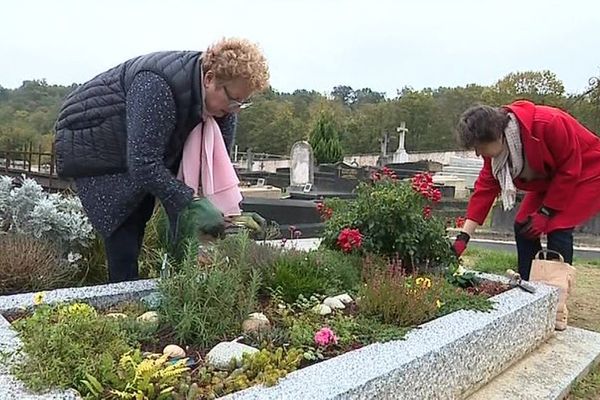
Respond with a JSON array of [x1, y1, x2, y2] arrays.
[[136, 311, 159, 324], [332, 293, 353, 304], [242, 313, 271, 334], [105, 312, 128, 319], [248, 312, 269, 322], [163, 344, 186, 358], [206, 341, 259, 370], [323, 297, 345, 310], [312, 304, 332, 315]]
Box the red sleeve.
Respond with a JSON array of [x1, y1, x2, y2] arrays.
[[542, 115, 582, 211], [466, 157, 501, 224]]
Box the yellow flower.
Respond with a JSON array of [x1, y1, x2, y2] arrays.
[[59, 302, 97, 318], [436, 299, 444, 308], [415, 277, 432, 289], [33, 292, 46, 305]]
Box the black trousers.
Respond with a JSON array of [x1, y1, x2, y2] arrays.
[[514, 222, 574, 281], [104, 195, 156, 283]]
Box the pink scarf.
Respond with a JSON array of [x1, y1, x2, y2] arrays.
[[177, 116, 242, 216]]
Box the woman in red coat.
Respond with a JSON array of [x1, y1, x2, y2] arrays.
[[452, 100, 600, 280]]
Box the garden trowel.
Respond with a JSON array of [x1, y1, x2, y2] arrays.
[[506, 269, 536, 293]]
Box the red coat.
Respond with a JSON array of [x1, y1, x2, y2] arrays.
[[466, 100, 600, 232]]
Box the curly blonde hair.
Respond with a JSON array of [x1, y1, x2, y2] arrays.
[[202, 37, 270, 92]]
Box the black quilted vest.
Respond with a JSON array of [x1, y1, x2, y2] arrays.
[[55, 51, 203, 178]]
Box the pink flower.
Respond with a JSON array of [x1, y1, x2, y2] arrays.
[[314, 327, 338, 347], [455, 216, 466, 228]]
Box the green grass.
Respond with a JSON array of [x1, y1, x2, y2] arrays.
[[461, 247, 517, 275], [568, 368, 600, 400], [574, 257, 600, 267]]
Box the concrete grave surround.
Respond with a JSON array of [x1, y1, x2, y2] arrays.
[[0, 245, 559, 399]]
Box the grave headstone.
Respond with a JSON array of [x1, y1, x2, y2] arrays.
[[289, 141, 315, 191]]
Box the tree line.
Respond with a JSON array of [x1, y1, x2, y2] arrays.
[[0, 71, 598, 157]]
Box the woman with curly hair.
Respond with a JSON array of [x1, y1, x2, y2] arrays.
[[54, 38, 270, 282]]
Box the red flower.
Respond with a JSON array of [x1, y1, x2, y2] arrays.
[[370, 172, 382, 182], [316, 202, 333, 220], [423, 205, 432, 219], [372, 167, 397, 182], [455, 216, 466, 228], [381, 166, 398, 180], [411, 173, 442, 203], [337, 228, 363, 253]]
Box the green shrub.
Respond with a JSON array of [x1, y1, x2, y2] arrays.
[[265, 252, 328, 304], [77, 233, 108, 285], [358, 260, 444, 326], [264, 248, 363, 304], [309, 111, 343, 164], [321, 172, 456, 272], [158, 237, 261, 348], [12, 303, 132, 394]]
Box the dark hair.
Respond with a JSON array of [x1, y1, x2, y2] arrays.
[[456, 105, 509, 149]]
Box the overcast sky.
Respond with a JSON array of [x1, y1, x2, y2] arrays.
[[1, 0, 599, 96]]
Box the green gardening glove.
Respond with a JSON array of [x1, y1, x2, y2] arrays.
[[173, 198, 225, 245], [228, 212, 267, 238]]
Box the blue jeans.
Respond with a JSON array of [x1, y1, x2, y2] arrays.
[[514, 222, 574, 281]]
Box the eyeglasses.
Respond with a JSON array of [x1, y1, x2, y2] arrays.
[[223, 85, 252, 110]]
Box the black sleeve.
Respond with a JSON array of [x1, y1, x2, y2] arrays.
[[126, 71, 194, 217]]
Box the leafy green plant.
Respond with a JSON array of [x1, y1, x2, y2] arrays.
[[321, 172, 456, 272], [184, 347, 303, 398], [212, 232, 286, 276], [139, 206, 169, 278], [446, 264, 481, 288], [81, 350, 189, 399], [437, 284, 494, 315], [11, 302, 133, 394], [264, 248, 363, 304], [0, 176, 94, 251], [115, 316, 161, 349], [242, 325, 291, 351], [358, 258, 445, 326], [77, 233, 108, 285], [265, 252, 329, 303], [306, 249, 363, 293], [158, 236, 261, 348]]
